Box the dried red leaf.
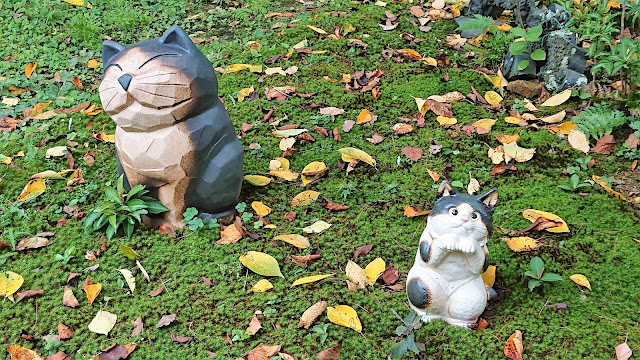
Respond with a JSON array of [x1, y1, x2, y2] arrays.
[[354, 244, 373, 258], [170, 332, 193, 344], [291, 254, 321, 267], [246, 316, 262, 335], [149, 285, 165, 297], [316, 342, 341, 360], [401, 146, 423, 161], [381, 267, 399, 285], [318, 196, 349, 211], [591, 135, 616, 155], [16, 289, 44, 302], [57, 323, 73, 340]]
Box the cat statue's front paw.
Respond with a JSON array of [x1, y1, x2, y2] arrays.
[[457, 239, 476, 254], [443, 237, 459, 252]]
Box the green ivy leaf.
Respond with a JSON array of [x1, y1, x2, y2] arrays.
[[120, 245, 141, 259], [530, 49, 546, 61], [509, 41, 527, 56], [529, 257, 545, 279], [526, 25, 543, 41], [517, 59, 530, 71], [541, 272, 563, 282]]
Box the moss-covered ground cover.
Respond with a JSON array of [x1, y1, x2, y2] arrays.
[[1, 0, 640, 358]]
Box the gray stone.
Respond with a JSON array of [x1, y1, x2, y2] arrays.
[[503, 53, 537, 80], [538, 29, 588, 91], [465, 0, 535, 19], [526, 4, 571, 34]]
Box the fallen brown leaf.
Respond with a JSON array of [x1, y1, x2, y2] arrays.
[[170, 332, 193, 344], [62, 286, 79, 308], [316, 342, 341, 360], [131, 317, 144, 336], [16, 289, 44, 302], [381, 267, 399, 285], [246, 316, 262, 335], [401, 146, 423, 161], [354, 244, 373, 258], [318, 196, 349, 211], [246, 344, 281, 360], [298, 301, 328, 329], [156, 314, 176, 328]]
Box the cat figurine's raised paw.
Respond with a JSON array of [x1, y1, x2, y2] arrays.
[[99, 25, 243, 228], [406, 181, 498, 328]]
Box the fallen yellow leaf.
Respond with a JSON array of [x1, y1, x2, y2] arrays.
[[593, 175, 627, 201], [422, 57, 437, 66], [16, 179, 46, 202], [274, 234, 310, 249], [225, 63, 262, 73], [252, 279, 274, 293], [244, 175, 273, 186], [327, 305, 362, 332], [302, 220, 332, 234], [25, 63, 37, 78], [506, 237, 542, 252], [83, 283, 102, 305], [251, 201, 272, 217], [237, 86, 255, 102], [307, 25, 327, 34], [6, 345, 43, 360], [481, 265, 496, 287], [522, 209, 569, 233], [364, 258, 385, 285], [568, 129, 590, 153], [291, 274, 332, 287], [62, 0, 93, 7], [239, 251, 284, 278], [485, 91, 503, 105], [505, 116, 521, 124], [473, 118, 496, 132], [0, 271, 24, 301], [87, 59, 99, 68], [337, 147, 376, 166], [540, 110, 566, 124], [569, 274, 592, 290], [291, 190, 321, 206], [356, 109, 373, 124], [268, 168, 299, 181], [436, 116, 457, 125]]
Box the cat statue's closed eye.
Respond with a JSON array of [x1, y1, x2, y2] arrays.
[[406, 181, 498, 327], [99, 25, 243, 228]]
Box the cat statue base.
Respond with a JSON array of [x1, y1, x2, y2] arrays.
[[406, 181, 498, 327], [99, 26, 243, 228]]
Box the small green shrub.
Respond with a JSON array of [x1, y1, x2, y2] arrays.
[[390, 309, 424, 359], [84, 175, 168, 239], [525, 257, 562, 291]]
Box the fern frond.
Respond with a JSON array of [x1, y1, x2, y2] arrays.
[[571, 105, 630, 140]]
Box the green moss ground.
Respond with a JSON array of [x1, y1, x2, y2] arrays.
[[1, 0, 640, 358]]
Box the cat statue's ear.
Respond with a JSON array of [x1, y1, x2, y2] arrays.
[[102, 40, 125, 66], [435, 180, 456, 200], [478, 188, 498, 210], [159, 25, 195, 53]]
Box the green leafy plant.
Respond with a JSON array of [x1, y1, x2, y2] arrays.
[[0, 252, 16, 265], [390, 309, 424, 358], [4, 228, 28, 251], [312, 323, 329, 344], [54, 247, 74, 264], [42, 337, 62, 356], [183, 207, 204, 230], [84, 175, 169, 239], [512, 98, 527, 113], [558, 174, 593, 192], [592, 37, 640, 91], [509, 25, 546, 70], [456, 14, 494, 34], [525, 256, 562, 291], [231, 329, 251, 342], [337, 181, 356, 200], [571, 105, 631, 141]]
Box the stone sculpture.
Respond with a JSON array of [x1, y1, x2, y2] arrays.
[[99, 25, 243, 228], [406, 181, 498, 327]]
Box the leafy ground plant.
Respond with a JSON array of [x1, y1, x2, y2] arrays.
[[390, 309, 425, 358], [83, 175, 168, 239], [525, 256, 563, 291]]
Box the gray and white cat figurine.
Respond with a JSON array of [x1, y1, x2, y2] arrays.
[[406, 181, 498, 327], [99, 25, 243, 228]]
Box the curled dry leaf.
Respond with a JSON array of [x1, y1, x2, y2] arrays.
[[83, 283, 102, 305], [345, 261, 368, 289], [504, 330, 524, 360], [170, 332, 193, 344], [246, 344, 281, 360], [63, 286, 79, 308], [298, 301, 328, 329], [7, 345, 43, 360], [16, 237, 51, 251], [316, 342, 342, 360], [291, 254, 321, 267], [356, 109, 374, 124], [244, 175, 272, 186], [467, 177, 480, 195], [246, 316, 262, 335], [540, 89, 571, 107], [401, 146, 423, 161], [393, 123, 413, 135], [16, 289, 44, 302], [155, 314, 176, 328], [318, 196, 349, 211], [522, 209, 569, 233], [149, 284, 165, 297], [404, 205, 429, 217], [117, 269, 135, 294], [354, 244, 373, 258], [540, 110, 566, 124], [337, 147, 376, 166], [268, 168, 299, 181]]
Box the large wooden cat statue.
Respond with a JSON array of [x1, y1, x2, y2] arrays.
[[407, 181, 498, 327], [99, 25, 243, 228]]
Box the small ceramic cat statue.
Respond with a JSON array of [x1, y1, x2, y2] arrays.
[[406, 181, 498, 327], [98, 25, 243, 228]]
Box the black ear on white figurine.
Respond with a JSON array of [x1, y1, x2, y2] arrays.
[[407, 181, 498, 327], [98, 25, 243, 228]]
